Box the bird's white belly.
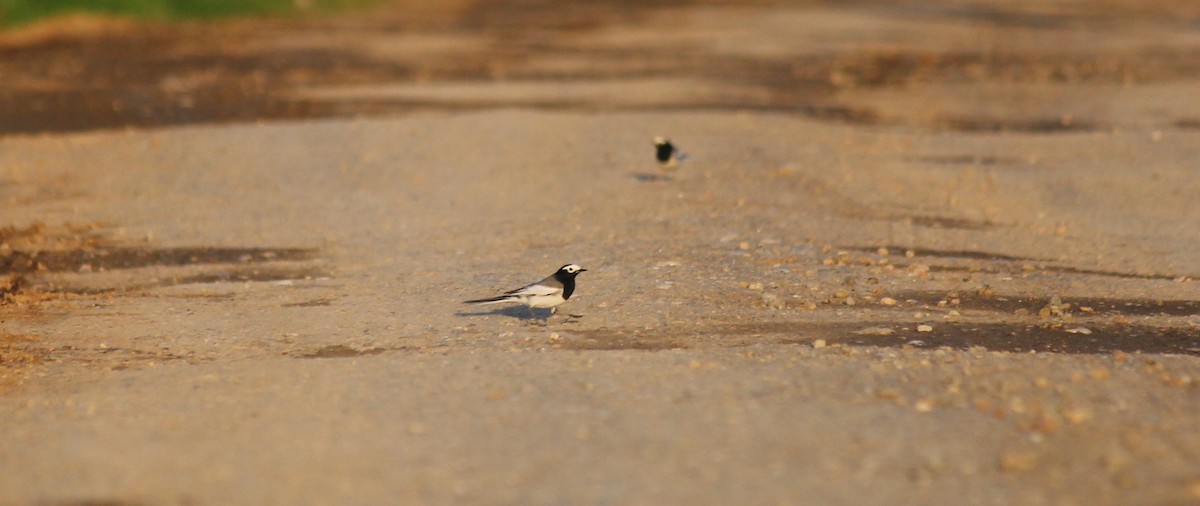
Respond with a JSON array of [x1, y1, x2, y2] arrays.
[[522, 293, 566, 308]]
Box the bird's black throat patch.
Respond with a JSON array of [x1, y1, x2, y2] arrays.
[[556, 270, 578, 300]]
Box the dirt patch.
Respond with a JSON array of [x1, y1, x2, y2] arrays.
[[836, 245, 1192, 281], [840, 245, 1045, 262], [281, 297, 335, 308], [905, 154, 1024, 166], [935, 115, 1103, 133], [894, 290, 1200, 318], [568, 319, 1200, 356], [2, 246, 316, 273], [0, 333, 50, 393], [823, 321, 1200, 355], [1, 223, 325, 301], [3, 2, 1200, 136], [0, 333, 46, 367], [298, 344, 390, 359], [920, 263, 1190, 282]]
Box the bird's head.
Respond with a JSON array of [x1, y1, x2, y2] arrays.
[[558, 264, 587, 276]]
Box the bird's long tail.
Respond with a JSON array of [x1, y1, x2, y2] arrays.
[[463, 295, 513, 305]]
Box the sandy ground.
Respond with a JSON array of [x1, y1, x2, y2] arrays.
[[2, 1, 1199, 504]]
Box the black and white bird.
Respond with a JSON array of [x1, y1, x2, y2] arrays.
[[653, 136, 686, 169], [464, 264, 587, 317]]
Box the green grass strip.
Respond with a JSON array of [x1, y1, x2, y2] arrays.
[[0, 0, 385, 27]]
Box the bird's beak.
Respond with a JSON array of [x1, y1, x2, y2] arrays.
[[580, 269, 588, 272]]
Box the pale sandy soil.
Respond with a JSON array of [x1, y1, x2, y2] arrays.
[[1, 1, 1199, 505]]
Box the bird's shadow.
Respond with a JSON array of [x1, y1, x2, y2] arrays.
[[631, 172, 674, 182], [456, 306, 582, 324], [456, 305, 552, 322]]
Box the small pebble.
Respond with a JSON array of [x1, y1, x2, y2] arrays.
[[747, 282, 764, 291], [999, 451, 1039, 473], [1063, 408, 1093, 425], [917, 324, 933, 333], [812, 339, 827, 349], [855, 326, 895, 336], [1065, 327, 1092, 335], [762, 292, 786, 309], [880, 297, 897, 306]]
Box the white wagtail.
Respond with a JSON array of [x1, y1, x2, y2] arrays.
[[654, 136, 687, 170], [464, 264, 587, 318]]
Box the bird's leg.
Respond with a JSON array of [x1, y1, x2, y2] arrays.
[[526, 307, 549, 327], [523, 306, 547, 326]]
